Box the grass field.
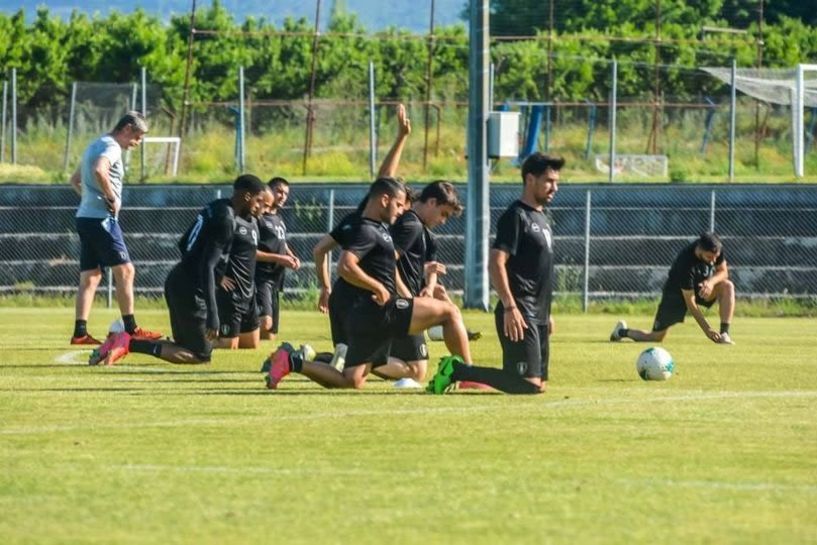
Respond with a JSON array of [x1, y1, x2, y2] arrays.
[[1, 307, 815, 544]]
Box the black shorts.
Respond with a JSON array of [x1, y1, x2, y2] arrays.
[[76, 216, 130, 271], [652, 292, 716, 331], [164, 266, 212, 362], [328, 287, 353, 346], [256, 279, 281, 334], [390, 334, 428, 363], [345, 297, 414, 368], [494, 308, 549, 380], [216, 287, 260, 338]]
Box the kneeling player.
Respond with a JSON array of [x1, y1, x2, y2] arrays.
[[89, 175, 267, 365], [610, 232, 735, 345]]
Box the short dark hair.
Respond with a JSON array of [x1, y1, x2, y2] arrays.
[[113, 111, 149, 133], [697, 232, 723, 254], [233, 174, 266, 195], [419, 181, 463, 216], [521, 152, 565, 182], [369, 177, 407, 199], [268, 176, 289, 189]]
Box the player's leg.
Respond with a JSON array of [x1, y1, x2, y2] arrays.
[[372, 335, 428, 381], [407, 297, 471, 363], [72, 218, 105, 343], [264, 341, 373, 389], [429, 284, 481, 341], [213, 288, 242, 349], [236, 297, 261, 349], [710, 279, 735, 343], [615, 296, 680, 343], [257, 280, 276, 341]]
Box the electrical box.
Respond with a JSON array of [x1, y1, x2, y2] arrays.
[[487, 111, 520, 158]]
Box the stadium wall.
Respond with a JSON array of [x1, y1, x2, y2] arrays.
[[1, 183, 815, 301]]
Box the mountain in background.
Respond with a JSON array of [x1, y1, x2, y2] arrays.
[[0, 0, 466, 32]]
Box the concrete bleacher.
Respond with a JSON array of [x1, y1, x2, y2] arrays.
[[1, 183, 816, 298]]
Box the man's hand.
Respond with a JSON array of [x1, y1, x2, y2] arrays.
[[105, 196, 120, 216], [219, 276, 237, 292], [705, 328, 721, 343], [424, 261, 447, 276], [502, 306, 528, 342], [371, 285, 390, 307], [281, 255, 300, 270], [317, 286, 331, 314], [698, 279, 714, 300], [548, 315, 555, 336], [397, 103, 411, 137]]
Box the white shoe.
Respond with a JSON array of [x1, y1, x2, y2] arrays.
[[393, 378, 422, 389], [297, 343, 316, 362], [329, 343, 347, 371], [718, 332, 735, 345], [426, 325, 444, 341], [610, 320, 627, 341]]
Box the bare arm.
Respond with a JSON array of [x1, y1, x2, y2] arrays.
[[377, 104, 411, 178], [92, 156, 118, 214], [313, 234, 339, 313], [681, 288, 720, 342], [256, 250, 298, 268], [338, 250, 390, 305], [69, 168, 82, 196], [489, 248, 528, 342]]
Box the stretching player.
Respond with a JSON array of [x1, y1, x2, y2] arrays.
[[89, 175, 267, 365]]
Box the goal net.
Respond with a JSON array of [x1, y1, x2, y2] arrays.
[[703, 64, 817, 177]]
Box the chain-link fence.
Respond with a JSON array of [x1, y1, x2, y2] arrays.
[[1, 183, 815, 306]]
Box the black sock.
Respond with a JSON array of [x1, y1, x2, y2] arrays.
[[122, 314, 137, 334], [620, 328, 630, 338], [290, 351, 304, 373], [73, 320, 88, 338], [129, 339, 162, 357], [451, 362, 542, 395], [720, 323, 730, 334]]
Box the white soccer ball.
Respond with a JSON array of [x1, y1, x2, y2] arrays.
[[108, 318, 126, 335], [636, 347, 674, 381]]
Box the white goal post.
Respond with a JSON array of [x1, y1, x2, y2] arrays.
[[142, 136, 181, 177], [793, 64, 817, 178]]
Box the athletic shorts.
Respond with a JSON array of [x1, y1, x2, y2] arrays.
[[494, 308, 549, 380], [256, 278, 281, 334], [164, 266, 212, 362], [328, 287, 353, 346], [76, 216, 130, 271], [652, 292, 716, 332], [216, 286, 260, 339], [390, 333, 429, 363], [345, 297, 414, 368]]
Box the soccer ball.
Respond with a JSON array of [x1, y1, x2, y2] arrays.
[[108, 318, 125, 335], [636, 347, 674, 381]]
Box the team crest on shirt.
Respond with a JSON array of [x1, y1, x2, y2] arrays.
[[395, 298, 410, 309], [420, 344, 428, 357], [238, 226, 248, 235], [531, 223, 541, 233], [382, 232, 392, 243]]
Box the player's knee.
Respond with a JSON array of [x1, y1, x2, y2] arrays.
[[114, 263, 135, 282], [409, 361, 428, 381], [443, 301, 461, 323], [721, 279, 735, 295], [652, 329, 668, 342]]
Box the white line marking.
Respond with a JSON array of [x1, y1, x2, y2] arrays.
[[54, 350, 89, 365]]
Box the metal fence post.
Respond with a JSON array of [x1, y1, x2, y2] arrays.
[[728, 58, 736, 182], [11, 67, 17, 165], [63, 82, 77, 172], [368, 62, 376, 179], [327, 189, 335, 277], [140, 67, 147, 182], [583, 190, 592, 312], [608, 60, 617, 183], [238, 66, 245, 173], [710, 190, 716, 232], [1, 80, 6, 163]]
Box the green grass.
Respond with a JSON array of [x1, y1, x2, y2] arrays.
[[1, 307, 815, 544]]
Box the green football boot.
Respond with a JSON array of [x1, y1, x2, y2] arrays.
[[425, 354, 462, 394]]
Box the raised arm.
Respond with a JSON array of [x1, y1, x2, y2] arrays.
[[377, 104, 411, 178]]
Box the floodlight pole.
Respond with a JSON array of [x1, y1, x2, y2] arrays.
[[140, 67, 147, 182], [11, 68, 16, 165], [179, 0, 198, 141], [463, 0, 490, 310], [608, 59, 617, 183], [2, 80, 8, 163]]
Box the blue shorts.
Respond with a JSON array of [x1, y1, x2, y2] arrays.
[[76, 216, 130, 272]]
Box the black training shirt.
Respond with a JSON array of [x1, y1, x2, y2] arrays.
[[492, 200, 554, 324], [663, 242, 725, 298], [256, 212, 288, 288], [222, 214, 259, 301], [344, 216, 397, 301], [391, 209, 436, 296]]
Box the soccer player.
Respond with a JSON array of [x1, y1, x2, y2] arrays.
[[378, 180, 463, 383], [212, 182, 265, 350], [609, 233, 735, 345], [89, 175, 267, 365], [255, 177, 300, 342], [425, 152, 565, 395], [264, 177, 473, 390], [69, 111, 161, 344]]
